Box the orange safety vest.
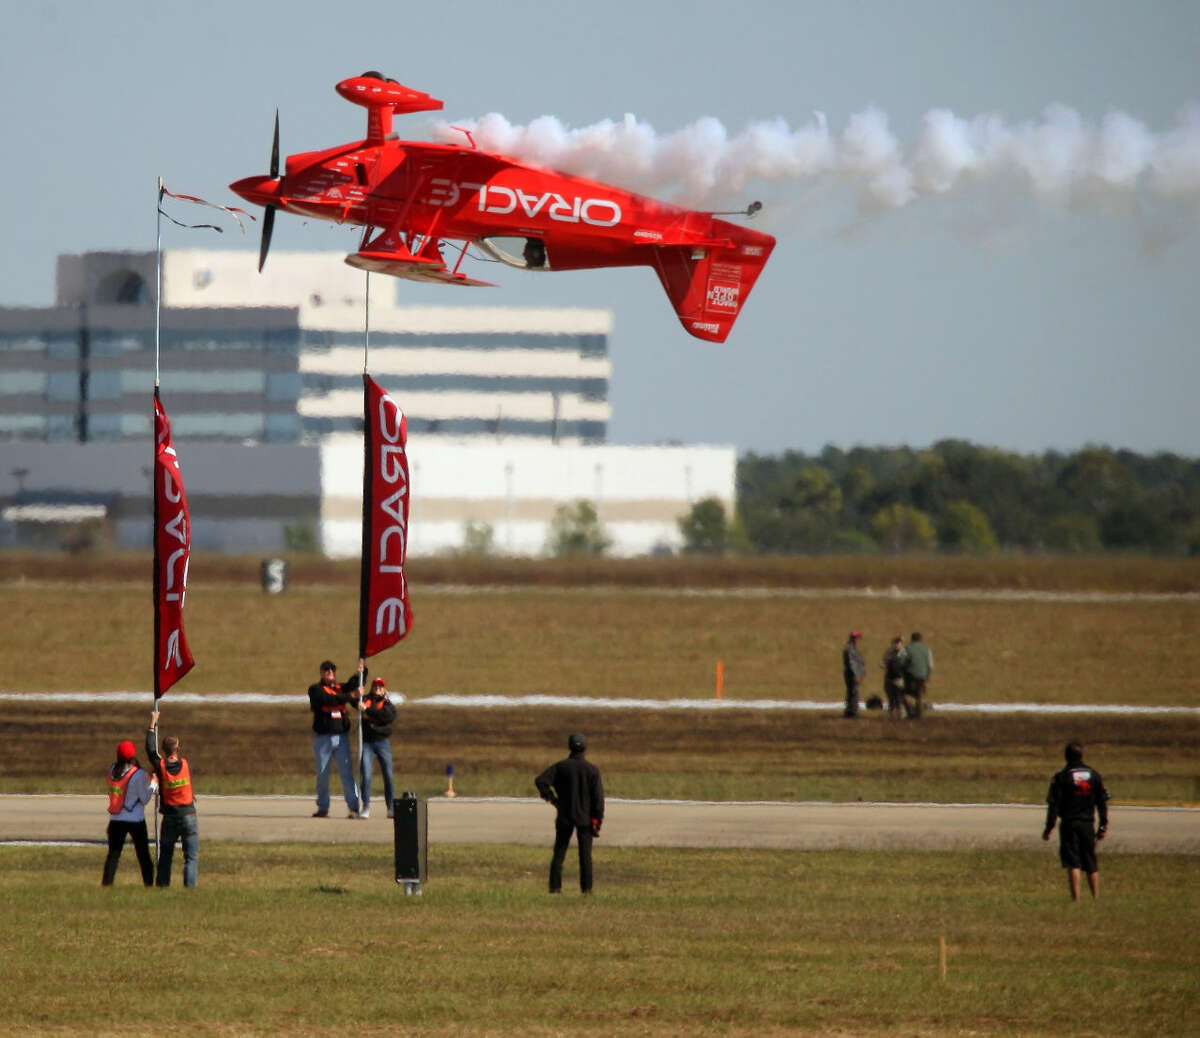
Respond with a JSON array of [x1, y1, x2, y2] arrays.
[[158, 757, 194, 807], [107, 765, 139, 814], [319, 683, 348, 722]]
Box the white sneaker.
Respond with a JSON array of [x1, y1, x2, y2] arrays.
[[359, 808, 370, 819]]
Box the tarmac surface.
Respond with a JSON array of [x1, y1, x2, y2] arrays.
[[2, 794, 1197, 853]]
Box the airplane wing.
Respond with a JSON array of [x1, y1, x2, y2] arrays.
[[346, 249, 497, 286]]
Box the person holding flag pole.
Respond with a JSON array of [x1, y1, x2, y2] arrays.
[[149, 177, 234, 857]]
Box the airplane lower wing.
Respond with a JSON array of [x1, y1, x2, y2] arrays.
[[346, 249, 497, 287]]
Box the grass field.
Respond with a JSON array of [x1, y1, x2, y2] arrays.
[[3, 555, 1199, 706], [3, 552, 1198, 802], [3, 553, 1198, 1034], [2, 842, 1196, 1036]]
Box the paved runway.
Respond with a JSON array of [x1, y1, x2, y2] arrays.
[[2, 794, 1196, 853]]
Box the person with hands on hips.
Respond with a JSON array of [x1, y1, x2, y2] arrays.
[[535, 732, 605, 894]]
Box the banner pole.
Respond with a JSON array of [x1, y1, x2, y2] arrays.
[[155, 177, 163, 390], [355, 272, 370, 810], [363, 271, 370, 374], [150, 717, 160, 869]]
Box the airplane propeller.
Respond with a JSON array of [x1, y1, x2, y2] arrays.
[[257, 110, 280, 272]]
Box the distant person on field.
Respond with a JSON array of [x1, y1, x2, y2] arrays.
[[535, 732, 605, 894], [1042, 741, 1110, 900], [102, 739, 156, 886], [882, 635, 907, 718], [359, 677, 398, 819], [903, 631, 933, 718], [842, 630, 865, 718], [308, 658, 366, 819], [147, 710, 198, 887]]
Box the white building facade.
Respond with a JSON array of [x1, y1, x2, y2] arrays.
[[0, 251, 735, 556]]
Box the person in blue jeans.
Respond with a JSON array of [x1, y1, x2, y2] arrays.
[[146, 711, 198, 887], [359, 677, 399, 819], [308, 658, 366, 818]]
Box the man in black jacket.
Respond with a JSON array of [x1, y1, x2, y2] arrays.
[[308, 658, 366, 819], [535, 732, 605, 894], [1043, 741, 1110, 900], [359, 677, 398, 819]]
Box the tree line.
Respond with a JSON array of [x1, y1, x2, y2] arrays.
[[679, 442, 1200, 556]]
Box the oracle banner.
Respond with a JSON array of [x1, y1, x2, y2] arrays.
[[153, 392, 194, 697], [359, 375, 413, 657]]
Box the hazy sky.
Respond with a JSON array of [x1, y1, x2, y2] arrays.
[[4, 1, 1197, 456]]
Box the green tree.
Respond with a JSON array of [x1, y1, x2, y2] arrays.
[[678, 497, 731, 555], [939, 500, 998, 552], [459, 520, 496, 557], [546, 500, 611, 557], [871, 503, 936, 552], [1043, 514, 1103, 553]]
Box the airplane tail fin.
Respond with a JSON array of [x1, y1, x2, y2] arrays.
[[652, 218, 775, 343], [335, 73, 443, 144]]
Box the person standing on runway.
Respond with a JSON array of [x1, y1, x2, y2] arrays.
[[535, 732, 605, 894]]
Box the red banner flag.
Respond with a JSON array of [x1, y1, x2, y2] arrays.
[[359, 375, 413, 657], [153, 392, 194, 697]]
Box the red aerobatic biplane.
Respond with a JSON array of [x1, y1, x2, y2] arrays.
[[230, 72, 774, 342]]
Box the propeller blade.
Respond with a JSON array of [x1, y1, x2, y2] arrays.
[[269, 109, 280, 179], [257, 205, 275, 272], [257, 111, 281, 272]]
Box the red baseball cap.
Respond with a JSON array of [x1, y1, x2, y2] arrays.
[[117, 740, 136, 760]]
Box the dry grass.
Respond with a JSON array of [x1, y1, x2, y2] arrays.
[[3, 551, 1197, 803], [4, 703, 1197, 804], [3, 548, 1200, 591], [1, 842, 1196, 1036], [3, 580, 1198, 706]]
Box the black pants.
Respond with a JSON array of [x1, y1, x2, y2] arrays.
[[843, 677, 860, 717], [102, 819, 153, 886], [549, 819, 594, 893], [904, 677, 926, 718]]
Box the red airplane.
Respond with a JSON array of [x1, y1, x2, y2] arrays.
[[230, 72, 774, 343]]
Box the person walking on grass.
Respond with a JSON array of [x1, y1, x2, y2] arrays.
[[842, 630, 865, 718], [1043, 741, 1110, 901], [308, 658, 367, 819], [536, 732, 605, 894], [147, 710, 198, 887], [102, 739, 156, 886], [359, 677, 398, 819]]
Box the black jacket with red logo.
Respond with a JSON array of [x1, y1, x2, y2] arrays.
[[1045, 762, 1110, 829]]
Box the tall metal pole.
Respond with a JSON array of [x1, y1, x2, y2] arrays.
[[152, 176, 163, 863], [155, 177, 163, 390], [356, 270, 370, 810]]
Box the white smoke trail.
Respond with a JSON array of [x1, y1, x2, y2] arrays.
[[434, 104, 1200, 211]]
